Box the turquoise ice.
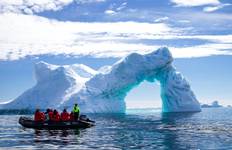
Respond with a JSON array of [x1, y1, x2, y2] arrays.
[[65, 47, 201, 113], [0, 47, 201, 113]]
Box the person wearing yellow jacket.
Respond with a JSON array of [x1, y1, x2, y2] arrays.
[[73, 103, 80, 121]]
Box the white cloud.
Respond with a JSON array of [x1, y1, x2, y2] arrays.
[[104, 10, 116, 15], [0, 13, 231, 61], [203, 3, 231, 12], [0, 13, 174, 60], [182, 35, 232, 44], [105, 2, 127, 15], [170, 44, 232, 58], [171, 0, 220, 7], [75, 0, 106, 4], [116, 2, 127, 11], [146, 35, 232, 44], [0, 0, 74, 14], [0, 0, 106, 14], [154, 17, 169, 23], [178, 20, 191, 23]]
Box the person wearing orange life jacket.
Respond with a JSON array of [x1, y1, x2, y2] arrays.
[[52, 109, 60, 122], [34, 109, 45, 121], [61, 109, 70, 121], [70, 111, 75, 121], [48, 109, 53, 120]]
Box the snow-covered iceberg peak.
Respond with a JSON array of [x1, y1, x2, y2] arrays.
[[64, 47, 201, 113], [35, 61, 60, 83], [0, 61, 97, 109], [70, 64, 97, 78]]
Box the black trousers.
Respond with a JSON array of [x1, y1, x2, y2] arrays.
[[74, 112, 79, 120]]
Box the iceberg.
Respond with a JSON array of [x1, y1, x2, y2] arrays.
[[201, 101, 223, 108], [0, 61, 96, 109], [0, 47, 201, 113]]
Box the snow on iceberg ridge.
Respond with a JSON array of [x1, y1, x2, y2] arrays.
[[0, 47, 201, 113], [64, 47, 201, 113], [0, 61, 97, 109]]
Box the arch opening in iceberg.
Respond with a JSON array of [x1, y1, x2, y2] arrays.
[[65, 47, 201, 113], [125, 81, 161, 109]]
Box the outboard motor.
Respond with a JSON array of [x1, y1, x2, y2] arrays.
[[80, 115, 95, 123], [80, 115, 87, 120]]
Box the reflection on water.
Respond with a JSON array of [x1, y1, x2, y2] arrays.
[[1, 108, 232, 149], [33, 129, 81, 147], [160, 112, 196, 150], [34, 129, 80, 137]]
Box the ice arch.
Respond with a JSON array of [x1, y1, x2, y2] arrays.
[[125, 81, 161, 109], [64, 47, 201, 113]]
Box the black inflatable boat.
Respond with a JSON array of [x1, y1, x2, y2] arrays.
[[19, 115, 95, 130]]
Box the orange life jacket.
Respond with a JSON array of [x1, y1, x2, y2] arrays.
[[61, 112, 70, 121], [34, 112, 45, 121], [48, 111, 53, 120], [52, 113, 60, 122]]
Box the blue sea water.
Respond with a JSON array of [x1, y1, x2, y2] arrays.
[[1, 108, 232, 149]]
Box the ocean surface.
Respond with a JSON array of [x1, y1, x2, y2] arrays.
[[1, 108, 232, 149]]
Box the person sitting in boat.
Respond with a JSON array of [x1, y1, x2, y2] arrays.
[[73, 103, 80, 121], [61, 109, 70, 121], [48, 109, 53, 120], [51, 109, 60, 122], [44, 109, 50, 121], [34, 109, 45, 122], [70, 111, 75, 121]]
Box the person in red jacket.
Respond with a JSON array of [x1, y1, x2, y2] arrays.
[[70, 111, 75, 121], [61, 109, 70, 121], [52, 109, 60, 122], [34, 109, 45, 121], [48, 109, 53, 120]]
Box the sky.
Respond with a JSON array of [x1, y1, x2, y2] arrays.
[[0, 0, 232, 108]]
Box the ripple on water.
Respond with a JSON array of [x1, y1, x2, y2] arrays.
[[1, 108, 232, 149]]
